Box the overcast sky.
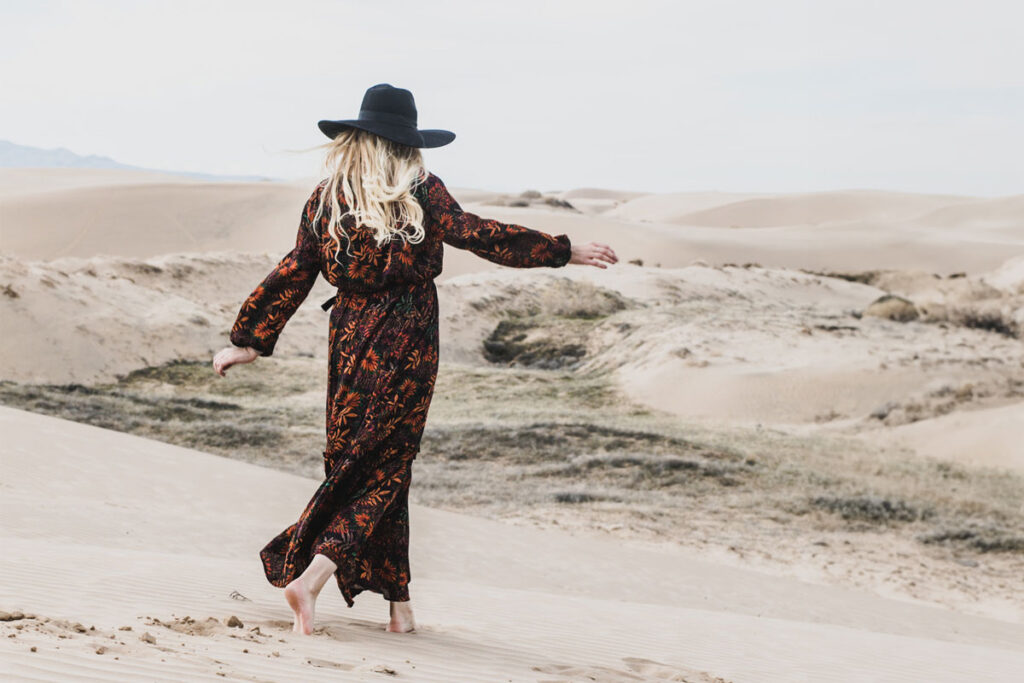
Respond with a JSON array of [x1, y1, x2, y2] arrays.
[[2, 0, 1022, 195]]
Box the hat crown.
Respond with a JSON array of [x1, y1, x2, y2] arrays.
[[359, 83, 417, 126], [317, 82, 454, 148]]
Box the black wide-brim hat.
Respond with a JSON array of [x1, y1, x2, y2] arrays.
[[318, 83, 456, 149]]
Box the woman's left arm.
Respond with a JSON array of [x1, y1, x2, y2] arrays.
[[423, 173, 572, 269], [229, 188, 323, 357]]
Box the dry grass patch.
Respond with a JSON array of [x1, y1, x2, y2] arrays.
[[3, 352, 1022, 621]]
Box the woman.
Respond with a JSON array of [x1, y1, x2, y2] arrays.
[[211, 83, 618, 635]]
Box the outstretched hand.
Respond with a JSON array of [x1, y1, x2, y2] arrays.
[[569, 241, 618, 269], [212, 345, 260, 377]]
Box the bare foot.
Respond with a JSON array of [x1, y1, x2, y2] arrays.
[[387, 601, 417, 633], [284, 577, 317, 635]]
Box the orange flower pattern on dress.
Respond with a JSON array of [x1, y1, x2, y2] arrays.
[[230, 171, 571, 606]]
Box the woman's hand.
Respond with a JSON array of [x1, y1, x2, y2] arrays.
[[569, 241, 618, 269], [212, 345, 260, 377]]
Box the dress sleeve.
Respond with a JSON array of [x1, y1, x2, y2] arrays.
[[229, 187, 323, 357], [423, 173, 572, 268]]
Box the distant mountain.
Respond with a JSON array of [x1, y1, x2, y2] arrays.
[[0, 140, 276, 182]]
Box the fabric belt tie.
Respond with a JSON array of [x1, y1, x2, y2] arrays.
[[321, 280, 432, 311]]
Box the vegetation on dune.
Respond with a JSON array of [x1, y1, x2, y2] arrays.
[[2, 355, 1021, 562], [1, 266, 1021, 614]]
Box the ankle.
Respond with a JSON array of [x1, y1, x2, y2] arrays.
[[296, 555, 337, 596], [308, 575, 331, 598]]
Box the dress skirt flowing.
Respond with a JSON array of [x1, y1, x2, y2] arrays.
[[229, 170, 571, 606]]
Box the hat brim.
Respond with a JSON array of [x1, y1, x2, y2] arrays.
[[318, 119, 455, 148]]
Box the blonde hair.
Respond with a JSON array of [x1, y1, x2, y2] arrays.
[[312, 127, 428, 263]]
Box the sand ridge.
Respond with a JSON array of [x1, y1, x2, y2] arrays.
[[3, 168, 1022, 272]]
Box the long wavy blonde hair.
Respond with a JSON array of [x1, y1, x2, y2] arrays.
[[312, 127, 429, 263]]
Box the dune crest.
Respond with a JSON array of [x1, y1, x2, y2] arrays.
[[669, 190, 977, 228]]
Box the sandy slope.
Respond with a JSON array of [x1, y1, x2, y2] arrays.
[[0, 251, 336, 384], [2, 248, 1022, 471], [670, 191, 977, 228], [2, 406, 1023, 682], [604, 191, 765, 223], [912, 195, 1024, 232], [0, 168, 194, 198], [863, 402, 1024, 471], [436, 261, 1023, 425], [3, 169, 1022, 273], [0, 182, 311, 260], [3, 168, 1024, 680]]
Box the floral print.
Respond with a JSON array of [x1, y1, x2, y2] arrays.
[[230, 171, 571, 605]]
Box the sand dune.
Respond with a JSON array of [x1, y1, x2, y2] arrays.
[[983, 254, 1024, 294], [606, 191, 764, 223], [864, 401, 1024, 472], [1, 182, 311, 259], [0, 167, 193, 199], [670, 191, 976, 228], [560, 187, 648, 201], [912, 195, 1024, 231], [3, 170, 1021, 274], [3, 167, 1024, 679], [3, 249, 1022, 469], [556, 188, 650, 215], [3, 406, 1023, 682], [440, 262, 1022, 423], [0, 251, 335, 384], [445, 205, 1023, 274]]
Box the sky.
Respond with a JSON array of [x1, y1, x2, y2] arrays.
[[1, 0, 1022, 195]]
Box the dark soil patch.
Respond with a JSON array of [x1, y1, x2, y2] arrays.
[[811, 495, 932, 524], [919, 524, 1024, 554], [483, 319, 587, 369], [801, 269, 883, 286]]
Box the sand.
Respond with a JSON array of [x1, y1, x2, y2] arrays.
[[3, 168, 1024, 681], [0, 181, 311, 260], [2, 169, 1022, 463], [3, 406, 1023, 682], [0, 168, 192, 198], [864, 402, 1024, 471], [3, 170, 1021, 273], [2, 169, 1021, 457]]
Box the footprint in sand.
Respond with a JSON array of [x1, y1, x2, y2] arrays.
[[532, 657, 728, 683], [307, 657, 355, 670], [623, 656, 731, 682]]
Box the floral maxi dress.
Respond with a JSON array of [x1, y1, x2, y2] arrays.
[[229, 171, 572, 606]]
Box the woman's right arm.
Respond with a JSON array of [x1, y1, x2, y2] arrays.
[[214, 187, 325, 377], [228, 185, 325, 355]]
